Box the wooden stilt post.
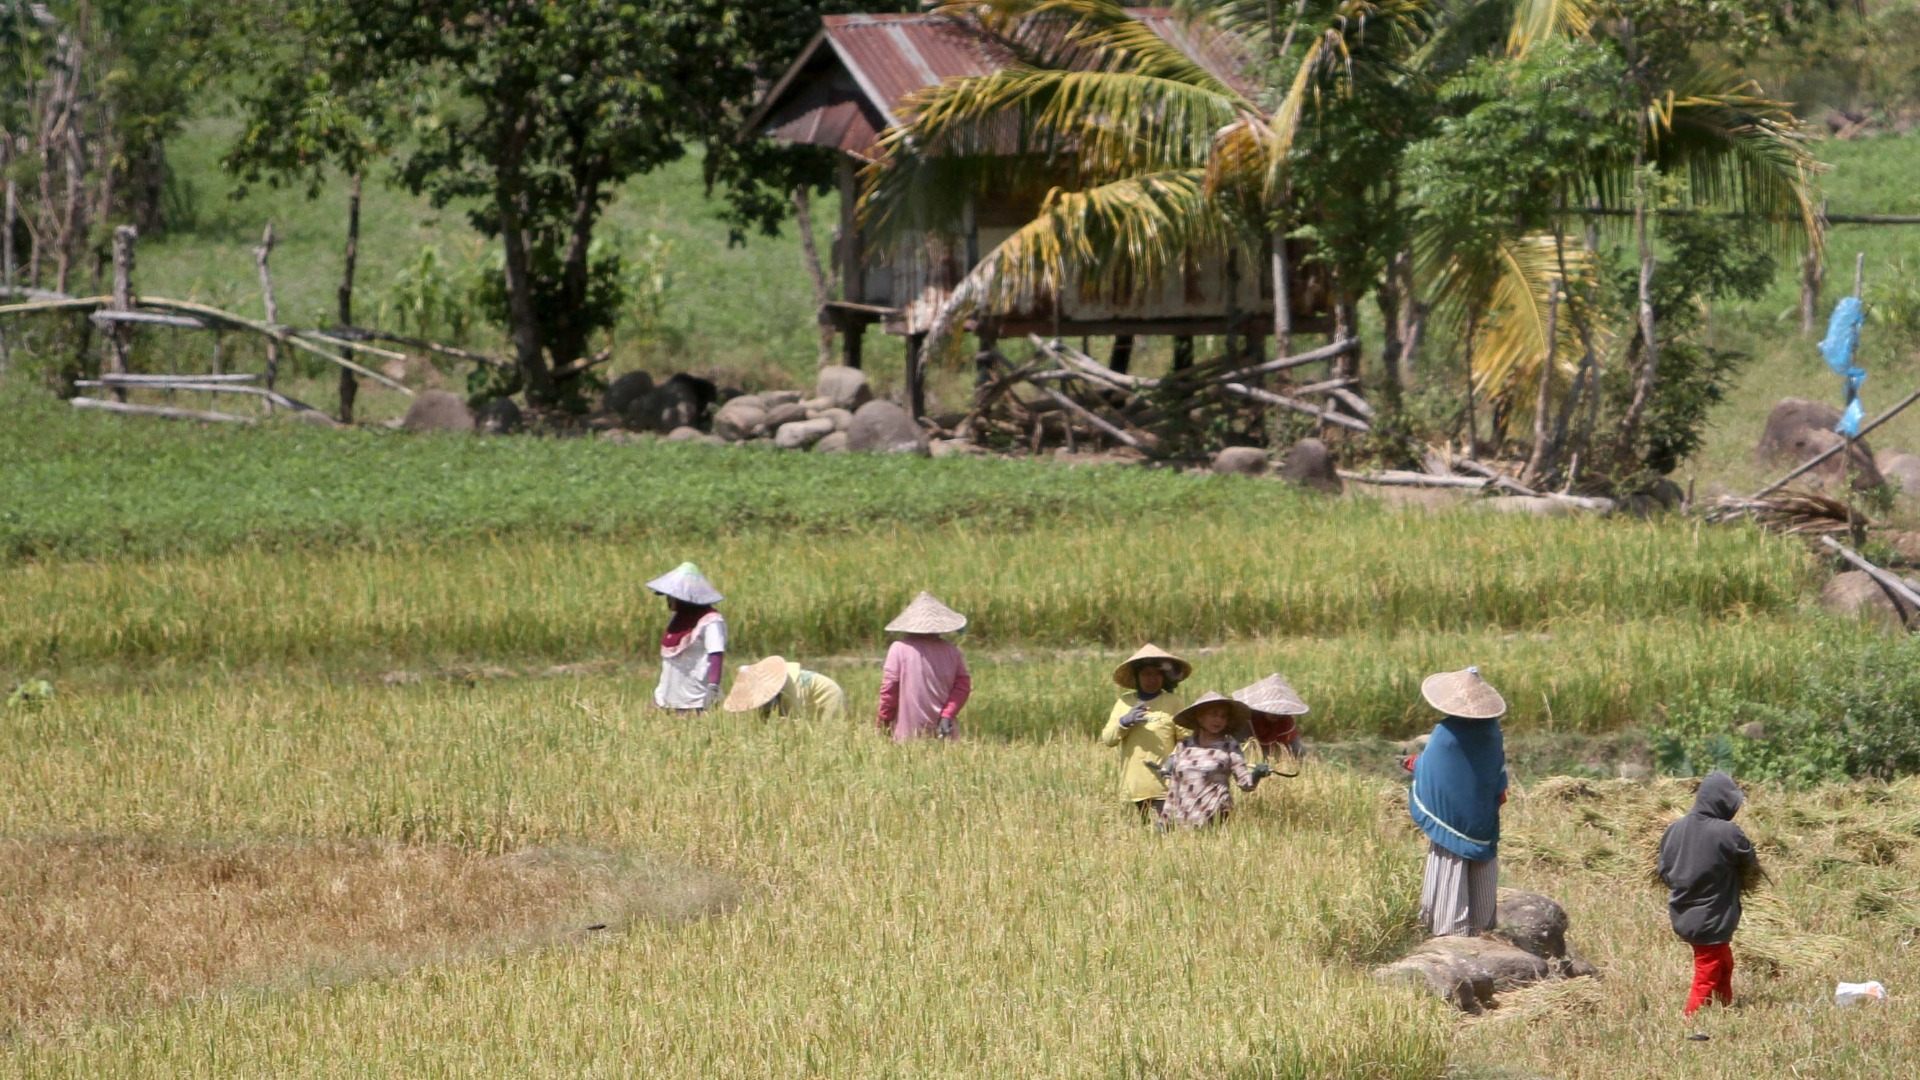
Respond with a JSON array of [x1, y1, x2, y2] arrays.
[[906, 332, 927, 419], [255, 223, 280, 410], [1171, 336, 1193, 371], [1109, 334, 1134, 375], [844, 322, 864, 369], [337, 173, 363, 424]]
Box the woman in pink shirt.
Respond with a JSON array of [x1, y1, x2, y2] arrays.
[[876, 591, 972, 741]]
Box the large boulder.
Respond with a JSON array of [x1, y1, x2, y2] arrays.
[[760, 389, 804, 409], [401, 389, 475, 433], [846, 400, 928, 454], [475, 397, 523, 435], [713, 397, 768, 442], [1374, 892, 1596, 1013], [774, 417, 836, 450], [1756, 398, 1881, 490], [1881, 452, 1920, 501], [820, 407, 854, 433], [1820, 570, 1911, 631], [1279, 438, 1341, 493], [815, 365, 873, 411], [815, 431, 851, 454], [603, 370, 655, 417], [625, 373, 717, 434], [1211, 446, 1269, 476]]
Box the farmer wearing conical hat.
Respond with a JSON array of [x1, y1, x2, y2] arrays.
[[1155, 692, 1274, 829], [1234, 674, 1308, 762], [723, 655, 847, 722], [1100, 644, 1192, 821], [1406, 666, 1509, 937], [647, 562, 728, 713], [876, 592, 972, 741]]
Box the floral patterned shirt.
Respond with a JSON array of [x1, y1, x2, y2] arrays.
[[1159, 735, 1254, 828]]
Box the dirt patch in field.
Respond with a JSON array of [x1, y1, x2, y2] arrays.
[[0, 835, 734, 1039]]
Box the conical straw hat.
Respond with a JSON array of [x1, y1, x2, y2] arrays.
[[884, 591, 967, 634], [1234, 674, 1309, 717], [646, 561, 723, 606], [723, 655, 793, 713], [1172, 691, 1254, 742], [1112, 643, 1193, 689], [1420, 665, 1506, 720]]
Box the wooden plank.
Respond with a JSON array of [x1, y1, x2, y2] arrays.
[[1208, 337, 1360, 385], [93, 372, 258, 384], [70, 397, 256, 424], [1821, 536, 1920, 629]]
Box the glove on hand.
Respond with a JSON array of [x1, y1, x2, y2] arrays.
[[1250, 763, 1274, 783], [937, 717, 956, 740], [704, 682, 722, 708], [1120, 703, 1150, 728], [1144, 758, 1168, 780]]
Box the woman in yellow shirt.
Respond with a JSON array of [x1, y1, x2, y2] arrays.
[[722, 655, 848, 722], [1099, 644, 1192, 822]]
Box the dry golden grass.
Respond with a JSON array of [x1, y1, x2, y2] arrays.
[[0, 836, 731, 1042]]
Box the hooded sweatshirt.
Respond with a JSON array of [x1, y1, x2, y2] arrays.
[[1657, 771, 1759, 945]]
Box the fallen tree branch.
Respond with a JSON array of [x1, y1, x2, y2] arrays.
[[1338, 469, 1486, 488], [70, 397, 256, 424], [325, 325, 512, 370], [1207, 337, 1359, 386], [1219, 382, 1371, 432], [75, 379, 335, 420], [1821, 536, 1920, 629], [988, 351, 1149, 452]]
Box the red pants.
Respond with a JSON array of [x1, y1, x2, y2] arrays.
[[1685, 943, 1734, 1016]]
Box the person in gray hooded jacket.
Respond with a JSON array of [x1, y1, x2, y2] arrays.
[[1657, 771, 1761, 1017]]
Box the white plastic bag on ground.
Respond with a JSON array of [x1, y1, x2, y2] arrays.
[[1834, 980, 1887, 1006]]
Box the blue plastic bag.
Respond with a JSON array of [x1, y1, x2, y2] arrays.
[[1822, 298, 1867, 437]]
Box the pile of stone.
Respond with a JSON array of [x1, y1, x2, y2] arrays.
[[1373, 891, 1597, 1014]]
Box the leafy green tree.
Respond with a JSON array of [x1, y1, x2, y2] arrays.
[[234, 0, 871, 408]]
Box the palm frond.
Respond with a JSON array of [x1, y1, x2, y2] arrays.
[[923, 169, 1232, 349], [1505, 0, 1597, 57], [1423, 231, 1610, 409], [938, 0, 1237, 92], [1652, 74, 1826, 256]]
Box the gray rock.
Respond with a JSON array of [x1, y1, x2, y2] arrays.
[[760, 389, 804, 409], [1480, 495, 1578, 517], [475, 397, 523, 435], [815, 365, 873, 411], [713, 399, 768, 442], [625, 374, 716, 434], [664, 426, 706, 443], [1820, 570, 1910, 631], [929, 437, 985, 459], [1211, 446, 1269, 476], [1279, 437, 1340, 493], [774, 417, 836, 450], [1737, 720, 1768, 740], [821, 407, 854, 432], [764, 401, 810, 429], [815, 431, 851, 454], [846, 400, 928, 454], [401, 390, 475, 433], [1756, 398, 1881, 490], [1882, 452, 1920, 501], [1373, 892, 1595, 1014], [599, 429, 652, 446], [801, 396, 834, 413], [603, 371, 655, 416]]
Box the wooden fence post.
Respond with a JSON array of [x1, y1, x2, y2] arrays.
[[107, 225, 137, 402]]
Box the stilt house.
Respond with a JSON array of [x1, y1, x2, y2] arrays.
[[747, 8, 1330, 416]]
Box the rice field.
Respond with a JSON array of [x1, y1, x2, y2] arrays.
[[9, 398, 1920, 1075]]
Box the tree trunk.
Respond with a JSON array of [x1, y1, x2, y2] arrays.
[[1462, 305, 1480, 457], [107, 226, 136, 403], [496, 115, 548, 404], [1521, 280, 1561, 486], [1269, 227, 1292, 360], [1616, 140, 1659, 462], [255, 223, 280, 411], [550, 170, 604, 374], [793, 187, 836, 367], [1800, 249, 1823, 336], [336, 174, 363, 423]]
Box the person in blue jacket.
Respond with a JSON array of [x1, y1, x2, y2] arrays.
[[1405, 666, 1508, 937]]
